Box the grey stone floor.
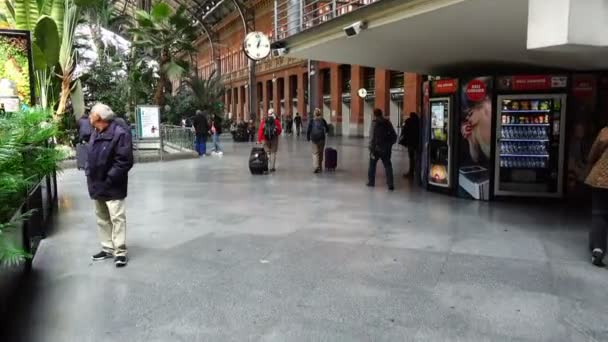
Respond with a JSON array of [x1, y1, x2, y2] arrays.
[[3, 137, 608, 342]]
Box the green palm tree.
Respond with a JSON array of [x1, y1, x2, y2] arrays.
[[129, 2, 197, 106], [184, 69, 225, 114]]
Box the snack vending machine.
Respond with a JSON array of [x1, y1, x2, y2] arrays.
[[494, 76, 568, 197], [426, 79, 459, 192]]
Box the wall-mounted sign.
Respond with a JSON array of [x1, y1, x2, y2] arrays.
[[465, 79, 487, 102], [497, 75, 568, 91], [136, 105, 160, 139], [433, 79, 458, 95]]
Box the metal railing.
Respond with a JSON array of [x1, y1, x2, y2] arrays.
[[161, 125, 196, 152], [273, 0, 382, 40]]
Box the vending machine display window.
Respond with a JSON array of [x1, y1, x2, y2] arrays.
[[429, 98, 451, 187], [495, 94, 566, 197]]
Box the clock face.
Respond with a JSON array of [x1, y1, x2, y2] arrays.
[[243, 32, 271, 61], [358, 88, 368, 98]]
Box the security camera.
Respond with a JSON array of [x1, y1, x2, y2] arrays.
[[272, 48, 289, 57], [344, 21, 367, 37]]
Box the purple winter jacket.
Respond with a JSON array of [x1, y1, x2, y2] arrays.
[[86, 121, 134, 201]]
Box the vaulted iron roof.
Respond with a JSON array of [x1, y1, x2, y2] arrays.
[[113, 0, 240, 31]]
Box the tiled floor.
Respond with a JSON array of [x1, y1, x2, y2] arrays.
[[2, 137, 606, 342]]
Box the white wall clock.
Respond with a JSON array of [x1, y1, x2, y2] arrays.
[[358, 88, 368, 98], [243, 32, 271, 61]]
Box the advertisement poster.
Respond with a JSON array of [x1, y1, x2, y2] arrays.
[[137, 106, 160, 139], [458, 76, 493, 201], [0, 30, 34, 112]]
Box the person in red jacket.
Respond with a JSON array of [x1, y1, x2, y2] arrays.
[[258, 108, 282, 172]]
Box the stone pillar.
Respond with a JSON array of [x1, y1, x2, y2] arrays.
[[350, 65, 365, 136], [405, 73, 422, 115], [232, 88, 238, 120], [330, 64, 342, 133], [237, 86, 244, 121], [375, 69, 391, 118]]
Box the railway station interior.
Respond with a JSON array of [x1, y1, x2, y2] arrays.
[[1, 0, 608, 341]]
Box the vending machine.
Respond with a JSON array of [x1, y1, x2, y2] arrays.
[[426, 79, 459, 193], [494, 75, 568, 198]]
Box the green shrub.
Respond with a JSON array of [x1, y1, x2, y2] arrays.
[[0, 107, 64, 266]]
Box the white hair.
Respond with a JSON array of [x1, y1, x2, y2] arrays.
[[268, 108, 275, 116], [91, 103, 115, 121]]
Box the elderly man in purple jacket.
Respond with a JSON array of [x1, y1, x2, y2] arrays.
[[87, 103, 134, 267]]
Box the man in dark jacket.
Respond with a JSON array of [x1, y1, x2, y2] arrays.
[[78, 111, 92, 143], [400, 112, 421, 178], [307, 108, 329, 173], [367, 108, 397, 191], [294, 113, 302, 137], [87, 103, 134, 267], [192, 110, 209, 156]]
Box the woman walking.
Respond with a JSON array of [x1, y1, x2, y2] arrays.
[[587, 126, 608, 267]]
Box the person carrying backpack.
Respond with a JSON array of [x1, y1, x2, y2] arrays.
[[307, 108, 329, 173], [258, 108, 282, 172], [367, 108, 397, 191]]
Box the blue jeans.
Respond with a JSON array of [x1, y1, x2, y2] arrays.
[[194, 136, 206, 156], [368, 151, 394, 188], [212, 133, 222, 152]]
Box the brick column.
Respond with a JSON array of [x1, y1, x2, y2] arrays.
[[297, 72, 306, 119], [236, 86, 245, 121], [272, 79, 280, 118], [262, 80, 269, 117], [330, 64, 342, 132], [350, 65, 365, 136], [317, 69, 326, 113], [405, 73, 423, 115], [284, 75, 292, 117], [224, 92, 229, 116], [229, 88, 235, 120], [375, 69, 391, 118]]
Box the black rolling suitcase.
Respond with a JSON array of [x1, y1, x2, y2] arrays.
[[325, 147, 337, 171], [76, 143, 88, 170], [249, 147, 268, 174]]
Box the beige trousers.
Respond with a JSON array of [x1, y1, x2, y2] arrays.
[[312, 140, 325, 169], [95, 199, 127, 257]]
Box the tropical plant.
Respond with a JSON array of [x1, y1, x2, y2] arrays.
[[129, 2, 197, 106], [80, 54, 129, 116], [163, 87, 197, 124], [184, 70, 225, 115], [0, 107, 64, 266], [0, 0, 92, 117]]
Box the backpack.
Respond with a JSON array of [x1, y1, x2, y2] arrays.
[[310, 119, 325, 143], [264, 118, 277, 140], [373, 119, 397, 155]]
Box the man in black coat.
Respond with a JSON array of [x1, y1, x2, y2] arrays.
[[367, 108, 397, 191], [192, 110, 209, 156], [87, 103, 134, 267], [400, 112, 420, 178]]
